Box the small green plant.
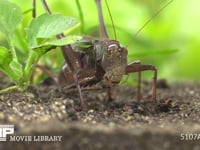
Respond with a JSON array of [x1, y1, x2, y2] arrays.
[[0, 0, 81, 93]]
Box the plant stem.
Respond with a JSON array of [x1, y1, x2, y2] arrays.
[[8, 34, 18, 62], [0, 86, 18, 94], [24, 50, 39, 86]]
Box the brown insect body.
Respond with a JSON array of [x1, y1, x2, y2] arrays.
[[58, 39, 128, 89], [40, 0, 158, 106]]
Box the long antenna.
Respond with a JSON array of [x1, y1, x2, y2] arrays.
[[127, 0, 173, 46], [95, 0, 109, 38], [105, 0, 117, 40], [76, 0, 84, 33], [41, 0, 52, 14], [32, 0, 36, 18]]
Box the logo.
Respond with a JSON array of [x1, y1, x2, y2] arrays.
[[0, 124, 62, 142], [0, 125, 14, 141]]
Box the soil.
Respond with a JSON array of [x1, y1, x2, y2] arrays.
[[0, 76, 200, 150]]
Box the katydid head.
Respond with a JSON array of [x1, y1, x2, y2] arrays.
[[95, 0, 173, 86], [101, 40, 127, 84], [95, 0, 127, 84], [94, 0, 173, 85]]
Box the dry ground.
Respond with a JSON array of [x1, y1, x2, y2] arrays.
[[0, 78, 200, 150]]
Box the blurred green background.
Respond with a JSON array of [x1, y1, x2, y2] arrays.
[[1, 0, 200, 82]]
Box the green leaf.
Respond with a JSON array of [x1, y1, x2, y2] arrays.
[[71, 39, 94, 53], [0, 46, 12, 66], [0, 47, 19, 81], [27, 13, 79, 48], [129, 49, 178, 57], [0, 0, 22, 35], [32, 35, 82, 48], [45, 35, 82, 46], [32, 36, 82, 56], [72, 40, 93, 49]]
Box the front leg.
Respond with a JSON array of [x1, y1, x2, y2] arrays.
[[125, 61, 157, 102], [59, 65, 104, 106], [40, 0, 85, 105]]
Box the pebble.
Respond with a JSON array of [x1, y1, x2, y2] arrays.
[[92, 120, 97, 124], [108, 122, 115, 127], [26, 92, 35, 98], [189, 90, 194, 95], [103, 111, 108, 116], [0, 112, 5, 119], [57, 112, 63, 120], [7, 115, 15, 122], [88, 109, 94, 113], [7, 101, 12, 107]]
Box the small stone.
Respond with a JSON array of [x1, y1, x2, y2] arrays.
[[189, 90, 194, 95], [126, 115, 133, 121], [26, 92, 35, 98], [88, 109, 94, 113], [60, 105, 65, 110], [108, 122, 115, 127], [57, 112, 63, 119], [103, 111, 108, 116], [7, 101, 12, 107], [54, 101, 60, 106], [0, 112, 5, 119], [92, 120, 97, 124], [7, 115, 15, 122]]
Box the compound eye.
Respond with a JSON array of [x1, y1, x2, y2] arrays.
[[107, 44, 117, 53]]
